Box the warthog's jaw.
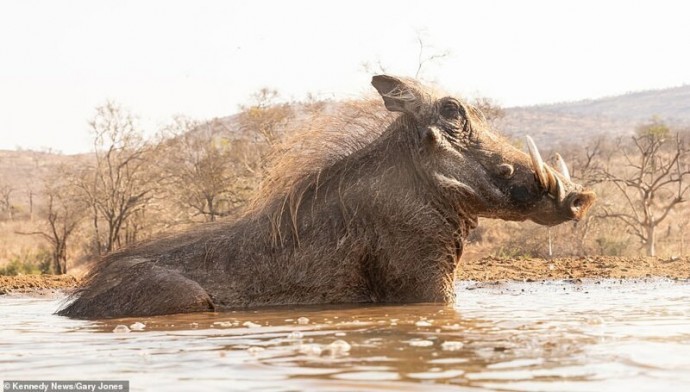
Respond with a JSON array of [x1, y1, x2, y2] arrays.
[[525, 136, 596, 225]]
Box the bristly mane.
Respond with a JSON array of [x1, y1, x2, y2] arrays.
[[250, 98, 393, 206], [250, 78, 455, 210], [244, 97, 398, 248]]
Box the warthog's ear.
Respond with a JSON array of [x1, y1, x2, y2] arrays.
[[371, 75, 425, 117]]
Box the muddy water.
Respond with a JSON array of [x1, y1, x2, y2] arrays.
[[2, 280, 690, 391]]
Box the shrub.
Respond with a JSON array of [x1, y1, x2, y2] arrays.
[[0, 247, 51, 275]]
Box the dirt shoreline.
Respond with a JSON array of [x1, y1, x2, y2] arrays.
[[0, 274, 79, 294], [458, 256, 690, 282], [1, 256, 688, 294]]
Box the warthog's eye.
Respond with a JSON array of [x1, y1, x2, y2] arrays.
[[498, 163, 514, 179], [440, 100, 463, 120]]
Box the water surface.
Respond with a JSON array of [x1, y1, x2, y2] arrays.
[[2, 279, 689, 391]]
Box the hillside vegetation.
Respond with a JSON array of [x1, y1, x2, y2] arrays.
[[498, 84, 690, 147]]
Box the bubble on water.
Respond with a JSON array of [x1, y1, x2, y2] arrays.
[[247, 347, 265, 355], [334, 332, 347, 337], [488, 358, 544, 369], [299, 343, 322, 356], [407, 369, 465, 380], [441, 341, 464, 351], [415, 320, 432, 327], [243, 321, 261, 328], [327, 339, 351, 354], [213, 321, 233, 328], [112, 325, 130, 333], [430, 358, 469, 365], [287, 331, 304, 340], [333, 371, 400, 381], [442, 323, 461, 330], [297, 317, 310, 325], [408, 339, 434, 347], [129, 322, 145, 331], [584, 315, 605, 325]]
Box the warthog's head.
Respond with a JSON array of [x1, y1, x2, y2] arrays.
[[372, 75, 596, 226]]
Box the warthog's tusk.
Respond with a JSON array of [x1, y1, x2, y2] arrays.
[[526, 136, 565, 201], [525, 136, 549, 190], [550, 167, 565, 202], [555, 153, 571, 181]]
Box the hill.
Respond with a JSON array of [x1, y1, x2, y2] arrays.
[[0, 150, 86, 212], [497, 84, 690, 147]]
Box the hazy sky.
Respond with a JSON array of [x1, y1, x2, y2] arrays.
[[1, 0, 688, 154]]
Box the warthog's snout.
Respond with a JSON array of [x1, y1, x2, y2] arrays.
[[522, 136, 596, 225], [566, 190, 596, 221]]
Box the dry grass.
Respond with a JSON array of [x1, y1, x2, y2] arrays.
[[0, 221, 50, 263]]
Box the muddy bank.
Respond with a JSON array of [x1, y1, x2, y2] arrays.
[[0, 274, 79, 295], [1, 256, 688, 294], [459, 256, 690, 281]]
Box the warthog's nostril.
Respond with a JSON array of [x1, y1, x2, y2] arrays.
[[572, 197, 584, 209], [568, 191, 596, 219], [569, 196, 585, 219]]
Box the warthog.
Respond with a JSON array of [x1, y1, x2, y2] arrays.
[[58, 75, 595, 319]]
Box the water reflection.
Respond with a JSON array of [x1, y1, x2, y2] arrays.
[[2, 279, 690, 391]]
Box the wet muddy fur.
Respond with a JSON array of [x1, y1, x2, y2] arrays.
[[58, 76, 594, 319]]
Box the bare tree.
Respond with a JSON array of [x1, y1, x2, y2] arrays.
[[361, 32, 449, 81], [570, 138, 608, 186], [0, 183, 12, 220], [360, 58, 388, 75], [237, 89, 294, 146], [76, 102, 159, 255], [25, 186, 35, 222], [162, 117, 252, 222], [17, 169, 85, 274], [560, 139, 610, 255], [414, 32, 450, 79], [472, 97, 505, 127], [600, 119, 690, 256]]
